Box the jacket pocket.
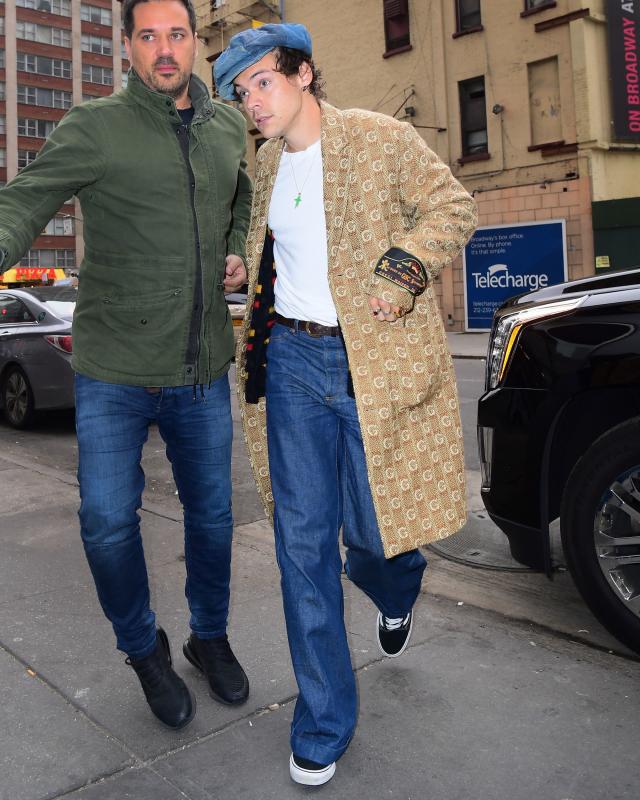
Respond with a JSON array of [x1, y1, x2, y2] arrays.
[[101, 287, 185, 337], [82, 285, 189, 377]]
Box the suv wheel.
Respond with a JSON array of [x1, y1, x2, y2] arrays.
[[2, 366, 35, 429], [561, 418, 640, 655]]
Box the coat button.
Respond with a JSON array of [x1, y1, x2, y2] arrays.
[[140, 318, 147, 325]]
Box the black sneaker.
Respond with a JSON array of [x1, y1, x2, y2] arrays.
[[376, 611, 413, 658], [126, 627, 195, 730], [289, 754, 336, 786], [183, 633, 249, 705]]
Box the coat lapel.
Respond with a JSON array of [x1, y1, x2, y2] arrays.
[[249, 140, 283, 276], [250, 103, 352, 276], [320, 103, 352, 272]]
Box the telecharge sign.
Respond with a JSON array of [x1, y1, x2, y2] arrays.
[[462, 219, 568, 330]]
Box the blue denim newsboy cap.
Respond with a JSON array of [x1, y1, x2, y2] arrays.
[[214, 23, 312, 101]]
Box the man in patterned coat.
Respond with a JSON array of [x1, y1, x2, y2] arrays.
[[215, 23, 477, 786]]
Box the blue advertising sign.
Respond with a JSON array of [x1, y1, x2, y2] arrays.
[[463, 220, 567, 330]]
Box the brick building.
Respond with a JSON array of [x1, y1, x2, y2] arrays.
[[195, 0, 640, 330], [0, 0, 130, 275]]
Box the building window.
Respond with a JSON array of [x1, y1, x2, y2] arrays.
[[80, 3, 112, 25], [528, 57, 562, 147], [81, 34, 113, 56], [17, 52, 72, 78], [459, 76, 488, 157], [0, 116, 5, 135], [455, 0, 481, 33], [121, 71, 129, 88], [18, 117, 57, 138], [43, 216, 74, 235], [383, 0, 411, 55], [0, 50, 4, 69], [82, 64, 113, 85], [0, 83, 5, 101], [18, 85, 72, 109], [18, 150, 40, 170], [525, 0, 555, 9], [16, 0, 71, 16], [16, 22, 72, 48], [20, 249, 76, 267], [0, 16, 6, 34], [0, 149, 6, 168]]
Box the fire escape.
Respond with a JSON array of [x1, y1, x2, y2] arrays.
[[195, 0, 282, 45]]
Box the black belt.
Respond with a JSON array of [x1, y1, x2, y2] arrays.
[[274, 313, 341, 337]]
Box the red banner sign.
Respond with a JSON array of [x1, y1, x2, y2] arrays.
[[13, 268, 58, 281], [607, 0, 640, 141]]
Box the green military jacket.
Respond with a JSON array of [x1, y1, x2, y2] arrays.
[[0, 70, 252, 386]]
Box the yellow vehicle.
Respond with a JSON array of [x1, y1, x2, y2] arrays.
[[0, 267, 66, 288]]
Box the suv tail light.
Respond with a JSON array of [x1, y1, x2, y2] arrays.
[[45, 334, 73, 353]]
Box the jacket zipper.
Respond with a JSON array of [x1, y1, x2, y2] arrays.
[[176, 120, 204, 390]]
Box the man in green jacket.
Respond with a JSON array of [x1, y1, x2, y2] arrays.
[[0, 0, 252, 730]]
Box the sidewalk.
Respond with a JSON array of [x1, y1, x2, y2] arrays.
[[2, 437, 640, 800], [446, 330, 489, 359]]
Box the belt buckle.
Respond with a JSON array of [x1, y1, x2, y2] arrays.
[[304, 320, 322, 338]]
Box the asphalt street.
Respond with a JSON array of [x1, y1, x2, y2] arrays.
[[1, 353, 639, 800]]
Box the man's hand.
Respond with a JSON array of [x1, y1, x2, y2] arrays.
[[223, 255, 247, 292], [368, 296, 402, 322]]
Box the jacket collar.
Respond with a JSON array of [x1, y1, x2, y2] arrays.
[[125, 68, 215, 124], [254, 102, 352, 270]]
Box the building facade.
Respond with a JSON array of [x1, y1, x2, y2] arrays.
[[0, 0, 129, 276], [195, 0, 640, 330]]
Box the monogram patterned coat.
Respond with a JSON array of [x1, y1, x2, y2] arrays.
[[237, 102, 478, 558]]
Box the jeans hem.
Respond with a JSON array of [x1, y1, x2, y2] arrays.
[[189, 627, 228, 640], [120, 632, 158, 661], [290, 734, 352, 766]]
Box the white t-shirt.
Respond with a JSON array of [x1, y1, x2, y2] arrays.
[[267, 139, 338, 327]]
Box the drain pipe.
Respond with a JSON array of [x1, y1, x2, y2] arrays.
[[280, 0, 285, 21]]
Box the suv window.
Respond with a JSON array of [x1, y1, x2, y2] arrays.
[[0, 296, 36, 323]]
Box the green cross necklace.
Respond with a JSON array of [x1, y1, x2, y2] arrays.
[[287, 144, 319, 209]]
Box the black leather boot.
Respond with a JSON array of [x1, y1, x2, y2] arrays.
[[183, 633, 249, 705], [127, 627, 195, 729]]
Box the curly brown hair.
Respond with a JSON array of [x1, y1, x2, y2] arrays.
[[274, 47, 326, 101]]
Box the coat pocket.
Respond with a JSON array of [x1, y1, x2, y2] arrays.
[[383, 321, 445, 410]]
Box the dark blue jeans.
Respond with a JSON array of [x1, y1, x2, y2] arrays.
[[75, 373, 233, 660], [265, 323, 426, 765]]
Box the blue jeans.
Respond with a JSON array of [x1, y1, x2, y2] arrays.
[[75, 373, 234, 660], [265, 323, 427, 765]]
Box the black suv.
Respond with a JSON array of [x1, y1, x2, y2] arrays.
[[478, 268, 640, 654]]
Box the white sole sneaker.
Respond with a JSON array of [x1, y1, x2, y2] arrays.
[[289, 753, 336, 786], [376, 611, 413, 658]]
